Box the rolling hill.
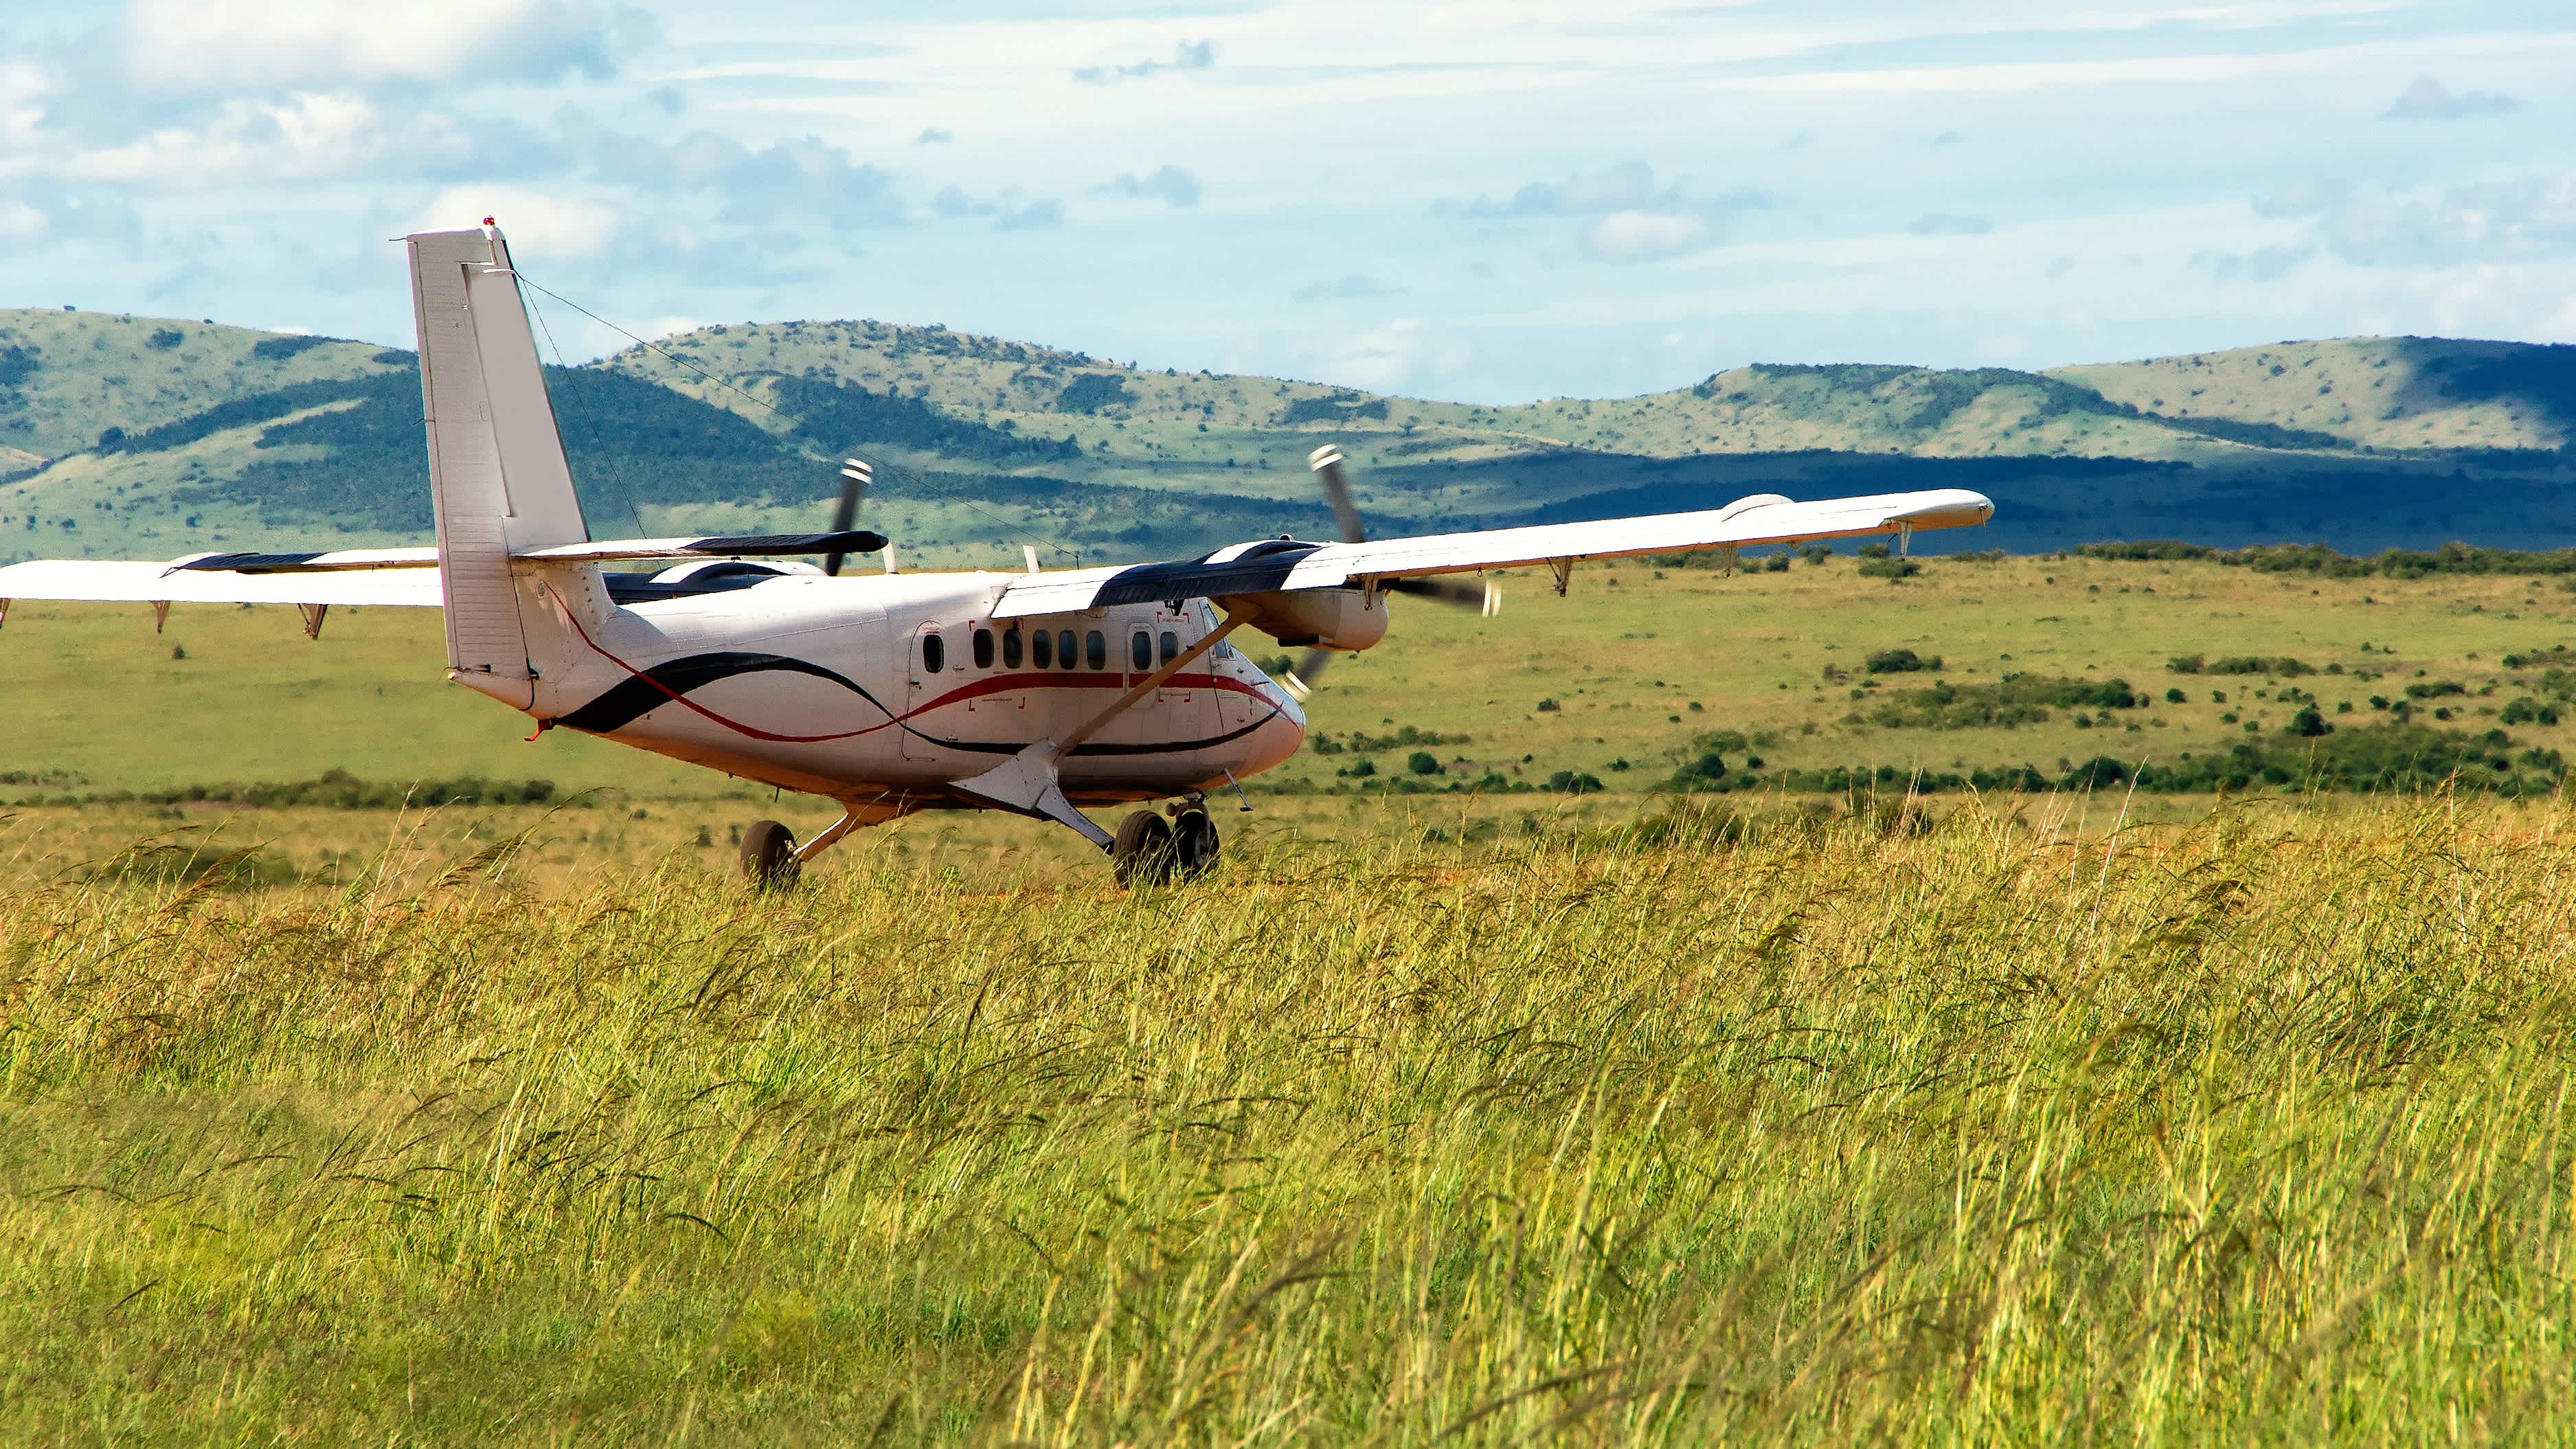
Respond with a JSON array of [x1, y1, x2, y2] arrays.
[[4, 301, 2572, 570]]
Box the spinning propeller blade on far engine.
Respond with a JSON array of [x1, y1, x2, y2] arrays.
[[1283, 445, 1500, 699], [823, 459, 872, 576]]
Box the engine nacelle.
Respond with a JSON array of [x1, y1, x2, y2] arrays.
[[1219, 587, 1390, 652]]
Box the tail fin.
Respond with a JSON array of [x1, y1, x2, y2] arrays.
[[407, 224, 591, 704]]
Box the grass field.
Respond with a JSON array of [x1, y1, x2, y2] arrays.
[[5, 796, 2575, 1442]]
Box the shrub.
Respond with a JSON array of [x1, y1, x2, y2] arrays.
[[1405, 751, 1441, 776], [1545, 770, 1605, 794], [1857, 558, 1921, 581], [1864, 649, 1942, 674]]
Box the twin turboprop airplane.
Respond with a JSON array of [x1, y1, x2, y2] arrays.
[[0, 224, 1996, 885]]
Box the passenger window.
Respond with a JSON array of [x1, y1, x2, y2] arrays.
[[1058, 629, 1077, 669], [1085, 630, 1107, 671], [1160, 630, 1179, 664], [1002, 627, 1023, 669], [1032, 629, 1054, 669], [972, 627, 995, 669], [923, 631, 945, 674], [1131, 630, 1153, 671]]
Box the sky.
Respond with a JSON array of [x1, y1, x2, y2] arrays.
[[1, 0, 2571, 403]]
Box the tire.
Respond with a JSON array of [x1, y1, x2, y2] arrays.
[[1111, 810, 1175, 888], [740, 819, 800, 890], [1171, 808, 1220, 878]]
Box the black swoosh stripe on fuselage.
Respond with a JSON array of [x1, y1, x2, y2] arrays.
[[558, 650, 1287, 757], [557, 651, 894, 734]]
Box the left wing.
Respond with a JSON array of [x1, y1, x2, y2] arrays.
[[993, 486, 1993, 617], [0, 528, 888, 616], [0, 559, 446, 609]]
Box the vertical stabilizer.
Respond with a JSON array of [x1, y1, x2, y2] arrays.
[[407, 224, 591, 704]]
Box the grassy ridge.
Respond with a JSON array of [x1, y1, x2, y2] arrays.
[[4, 801, 2573, 1441]]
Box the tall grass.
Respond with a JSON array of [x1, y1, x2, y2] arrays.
[[4, 798, 2575, 1443]]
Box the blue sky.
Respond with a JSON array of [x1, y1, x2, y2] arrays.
[[2, 0, 2569, 401]]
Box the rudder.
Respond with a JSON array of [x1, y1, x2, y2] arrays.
[[407, 224, 592, 705]]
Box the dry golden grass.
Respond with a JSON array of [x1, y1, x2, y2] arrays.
[[5, 795, 2575, 1442]]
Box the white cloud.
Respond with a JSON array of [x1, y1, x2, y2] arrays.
[[407, 184, 620, 260], [115, 0, 650, 94], [65, 92, 390, 188], [2380, 75, 2518, 122], [1583, 211, 1711, 264], [1098, 165, 1201, 207]]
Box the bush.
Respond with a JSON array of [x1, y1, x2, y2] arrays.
[[1669, 753, 1730, 791], [1866, 675, 2140, 730], [1857, 558, 1921, 580], [2165, 687, 2188, 704], [1545, 770, 1605, 794], [1405, 751, 1441, 776], [1535, 699, 1561, 712], [1865, 648, 1941, 674], [2208, 656, 2316, 677]]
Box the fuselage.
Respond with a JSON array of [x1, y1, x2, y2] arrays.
[[499, 567, 1308, 811]]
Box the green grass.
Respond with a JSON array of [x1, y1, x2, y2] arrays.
[[5, 798, 2575, 1441]]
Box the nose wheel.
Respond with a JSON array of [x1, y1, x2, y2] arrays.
[[740, 819, 800, 890], [1111, 804, 1220, 888]]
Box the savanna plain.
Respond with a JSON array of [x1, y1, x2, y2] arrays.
[[6, 553, 2576, 1443]]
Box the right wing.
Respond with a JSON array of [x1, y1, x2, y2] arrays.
[[993, 487, 1994, 617]]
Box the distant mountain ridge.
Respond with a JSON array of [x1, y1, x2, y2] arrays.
[[3, 302, 2571, 568]]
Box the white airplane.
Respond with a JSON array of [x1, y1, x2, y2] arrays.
[[0, 224, 1995, 885]]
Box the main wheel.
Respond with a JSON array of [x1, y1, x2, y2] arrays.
[[1111, 810, 1175, 888], [1171, 807, 1220, 879], [740, 819, 800, 890]]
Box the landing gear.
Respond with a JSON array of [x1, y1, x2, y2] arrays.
[[1171, 807, 1220, 878], [740, 819, 800, 890], [1111, 803, 1221, 888], [1112, 810, 1175, 887]]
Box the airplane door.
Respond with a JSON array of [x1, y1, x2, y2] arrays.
[[1150, 612, 1217, 746], [903, 621, 947, 760]]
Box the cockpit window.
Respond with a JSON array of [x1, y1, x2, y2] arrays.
[[922, 631, 945, 674], [972, 627, 995, 669], [1085, 630, 1107, 671], [1002, 627, 1023, 669]]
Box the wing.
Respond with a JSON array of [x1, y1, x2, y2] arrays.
[[0, 528, 888, 616], [992, 486, 1993, 617], [0, 558, 446, 608]]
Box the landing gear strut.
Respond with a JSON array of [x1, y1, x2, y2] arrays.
[[738, 807, 870, 890]]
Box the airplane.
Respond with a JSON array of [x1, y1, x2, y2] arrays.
[[0, 223, 1996, 886]]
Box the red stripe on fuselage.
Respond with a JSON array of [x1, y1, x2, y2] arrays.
[[905, 669, 1278, 717]]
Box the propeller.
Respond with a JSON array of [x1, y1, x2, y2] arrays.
[[1285, 445, 1500, 699], [823, 458, 871, 576]]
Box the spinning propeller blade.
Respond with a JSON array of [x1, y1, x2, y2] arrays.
[[1285, 444, 1499, 697], [823, 458, 870, 576]]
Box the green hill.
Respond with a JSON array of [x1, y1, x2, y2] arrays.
[[4, 304, 2573, 569]]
